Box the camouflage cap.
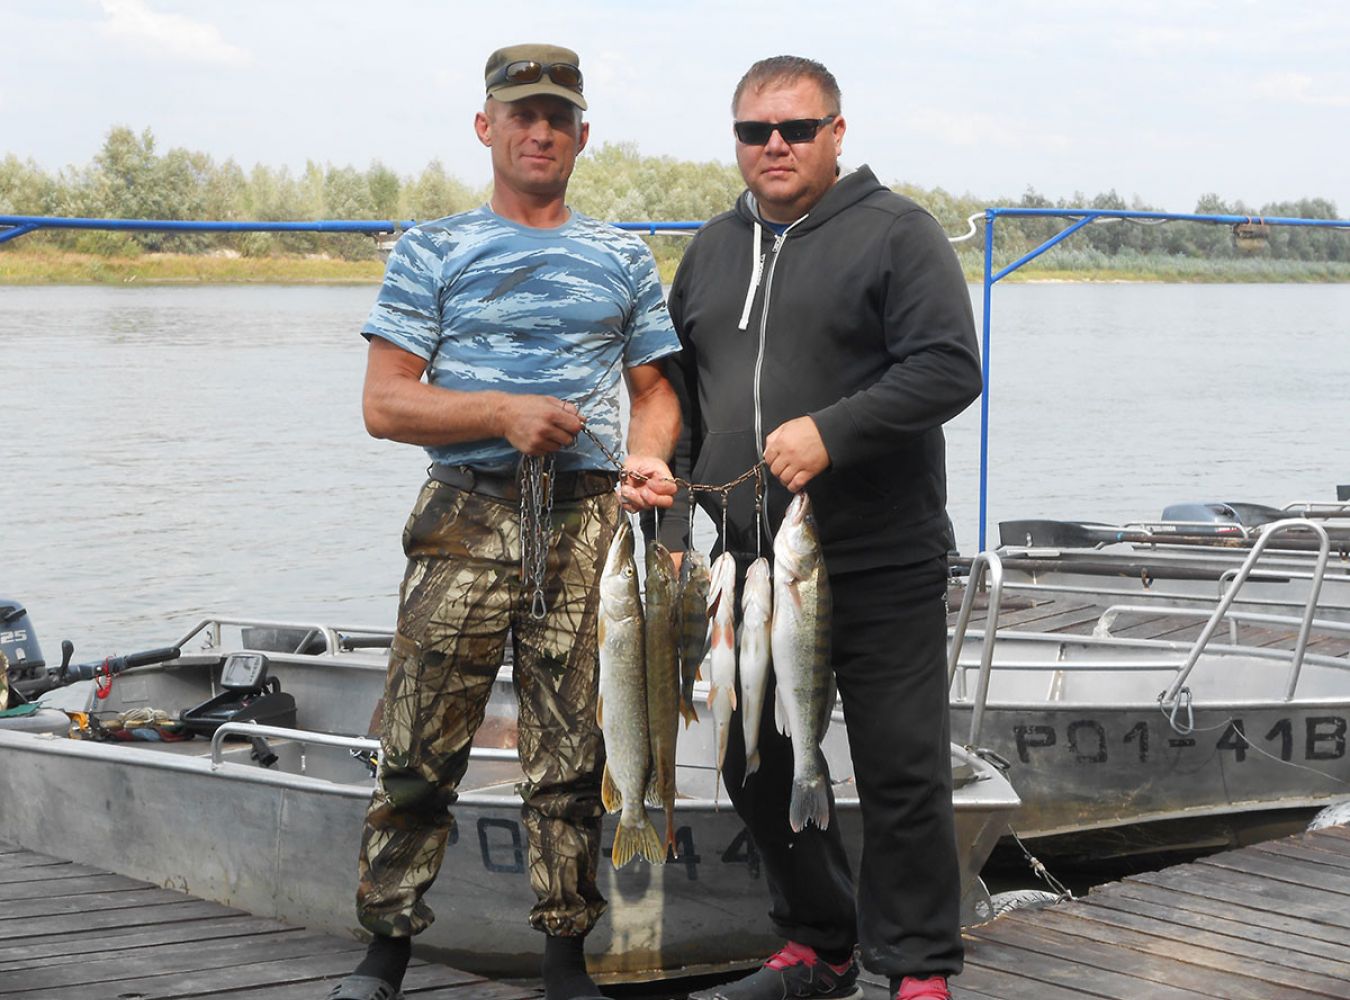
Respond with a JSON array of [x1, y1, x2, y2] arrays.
[[485, 43, 587, 111]]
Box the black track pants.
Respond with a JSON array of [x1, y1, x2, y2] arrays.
[[719, 554, 963, 979]]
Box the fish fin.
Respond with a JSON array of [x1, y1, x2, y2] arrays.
[[610, 823, 635, 869], [679, 698, 700, 728], [637, 817, 665, 865], [706, 683, 717, 709], [788, 774, 831, 834], [696, 650, 709, 680], [744, 749, 760, 779], [789, 579, 802, 611], [707, 590, 722, 619], [595, 694, 603, 728], [774, 688, 791, 738], [665, 812, 678, 859], [729, 686, 737, 710], [644, 774, 662, 809], [601, 763, 622, 813]]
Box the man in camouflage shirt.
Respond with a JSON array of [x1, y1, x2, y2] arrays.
[[330, 43, 681, 1000]]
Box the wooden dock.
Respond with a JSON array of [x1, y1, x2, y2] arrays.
[[0, 839, 539, 999], [927, 823, 1350, 1000], [5, 828, 1350, 999]]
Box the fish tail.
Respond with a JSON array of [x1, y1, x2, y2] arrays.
[[788, 776, 830, 833], [636, 816, 665, 865], [610, 822, 636, 869], [679, 697, 700, 728], [664, 811, 678, 859], [716, 718, 730, 771], [601, 763, 622, 814]]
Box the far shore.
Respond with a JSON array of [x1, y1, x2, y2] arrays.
[[3, 250, 1350, 286]]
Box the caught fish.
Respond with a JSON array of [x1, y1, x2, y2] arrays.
[[596, 519, 663, 868], [771, 492, 834, 833], [739, 556, 772, 778], [676, 549, 712, 728], [706, 551, 738, 775], [644, 539, 681, 857]]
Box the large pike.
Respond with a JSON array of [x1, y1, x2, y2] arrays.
[[706, 551, 738, 776], [596, 520, 663, 868], [644, 539, 681, 857], [771, 492, 834, 832], [738, 556, 772, 778], [676, 549, 712, 728]]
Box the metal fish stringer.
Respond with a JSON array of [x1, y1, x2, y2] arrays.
[[519, 454, 556, 620]]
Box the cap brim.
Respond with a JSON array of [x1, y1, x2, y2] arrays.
[[489, 81, 587, 111]]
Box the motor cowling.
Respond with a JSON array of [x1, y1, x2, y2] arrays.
[[0, 599, 48, 699]]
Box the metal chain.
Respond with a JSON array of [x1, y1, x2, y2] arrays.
[[519, 454, 556, 620], [578, 422, 766, 501]]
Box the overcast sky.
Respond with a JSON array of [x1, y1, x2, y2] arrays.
[[4, 0, 1348, 216]]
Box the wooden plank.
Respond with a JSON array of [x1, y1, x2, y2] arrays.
[[1253, 837, 1350, 873], [0, 851, 76, 870], [1026, 901, 1350, 994], [1107, 880, 1350, 948], [0, 916, 289, 970], [962, 930, 1214, 999], [0, 899, 240, 941], [0, 861, 114, 884], [1129, 864, 1350, 929], [0, 931, 360, 994], [1082, 888, 1350, 965], [0, 885, 218, 922], [969, 917, 1327, 1000], [219, 982, 539, 1000], [1199, 847, 1350, 896], [0, 871, 150, 902], [0, 947, 369, 1000]]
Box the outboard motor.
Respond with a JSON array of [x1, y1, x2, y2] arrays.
[[0, 599, 49, 699]]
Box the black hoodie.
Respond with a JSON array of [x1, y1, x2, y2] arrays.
[[658, 165, 982, 573]]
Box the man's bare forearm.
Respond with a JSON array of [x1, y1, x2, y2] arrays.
[[625, 365, 681, 461]]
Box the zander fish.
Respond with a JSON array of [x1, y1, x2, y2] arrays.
[[644, 539, 681, 858], [597, 519, 663, 868], [771, 492, 834, 833], [706, 551, 738, 776], [739, 556, 773, 779], [676, 549, 712, 728]]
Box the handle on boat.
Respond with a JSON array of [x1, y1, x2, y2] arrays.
[[56, 645, 181, 682]]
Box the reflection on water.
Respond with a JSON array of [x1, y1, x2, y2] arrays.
[[3, 282, 1348, 654]]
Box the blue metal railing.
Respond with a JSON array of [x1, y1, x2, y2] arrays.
[[0, 214, 703, 245]]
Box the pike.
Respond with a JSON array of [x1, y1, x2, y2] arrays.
[[676, 549, 712, 728], [596, 519, 663, 868], [771, 492, 834, 833], [644, 539, 681, 857], [706, 551, 738, 776], [738, 556, 772, 778]]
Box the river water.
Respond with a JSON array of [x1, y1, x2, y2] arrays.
[[3, 282, 1347, 658]]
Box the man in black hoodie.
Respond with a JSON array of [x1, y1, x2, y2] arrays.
[[664, 57, 982, 1000]]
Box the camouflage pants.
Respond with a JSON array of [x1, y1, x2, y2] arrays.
[[356, 477, 620, 939]]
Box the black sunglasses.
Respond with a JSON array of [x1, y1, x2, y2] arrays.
[[487, 60, 584, 93], [733, 115, 836, 145]]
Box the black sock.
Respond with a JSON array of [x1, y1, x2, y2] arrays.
[[354, 934, 412, 989], [817, 945, 853, 967], [542, 934, 600, 1000]]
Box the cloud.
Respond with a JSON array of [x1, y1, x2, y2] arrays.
[[1252, 71, 1350, 108], [903, 107, 1073, 151], [97, 0, 250, 67]]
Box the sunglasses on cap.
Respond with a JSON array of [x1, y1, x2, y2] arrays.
[[733, 115, 836, 146], [487, 60, 584, 92]]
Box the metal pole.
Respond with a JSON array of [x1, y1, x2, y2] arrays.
[[979, 211, 995, 552]]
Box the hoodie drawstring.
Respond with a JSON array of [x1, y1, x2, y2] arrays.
[[737, 222, 763, 331]]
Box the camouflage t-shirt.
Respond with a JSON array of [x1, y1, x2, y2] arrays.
[[362, 205, 680, 473]]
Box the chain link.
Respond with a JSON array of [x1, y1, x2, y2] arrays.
[[518, 454, 556, 620]]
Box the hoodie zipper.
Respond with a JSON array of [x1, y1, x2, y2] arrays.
[[751, 218, 804, 545]]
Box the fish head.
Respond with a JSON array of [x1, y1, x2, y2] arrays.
[[600, 519, 641, 615], [774, 493, 822, 579], [645, 540, 677, 595], [742, 556, 773, 615]]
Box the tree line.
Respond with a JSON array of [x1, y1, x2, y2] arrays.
[[2, 127, 1347, 279]]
